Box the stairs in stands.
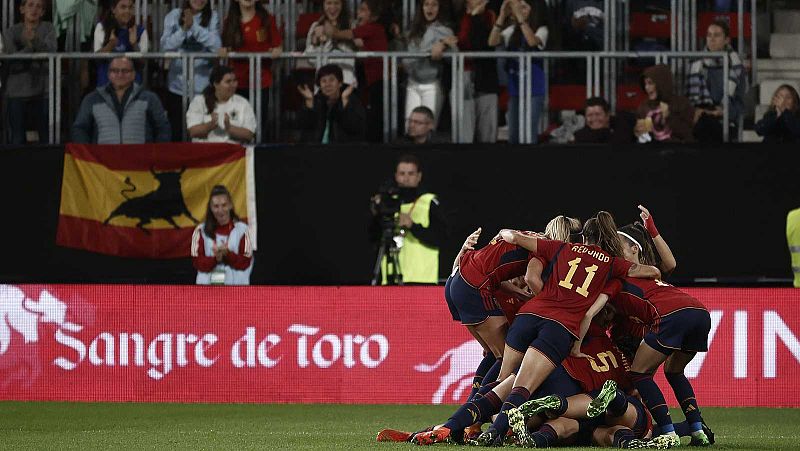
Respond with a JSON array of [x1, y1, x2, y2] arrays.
[[746, 8, 800, 142]]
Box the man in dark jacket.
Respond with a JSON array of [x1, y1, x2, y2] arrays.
[[298, 64, 366, 143], [71, 57, 171, 144]]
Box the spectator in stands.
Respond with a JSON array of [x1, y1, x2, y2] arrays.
[[688, 19, 745, 143], [160, 0, 222, 141], [304, 0, 357, 86], [490, 0, 548, 144], [192, 184, 253, 285], [754, 84, 800, 144], [3, 0, 56, 144], [71, 56, 171, 144], [572, 96, 634, 144], [563, 0, 603, 51], [94, 0, 148, 87], [186, 65, 256, 144], [457, 0, 499, 143], [400, 106, 441, 144], [221, 0, 282, 141], [297, 64, 365, 143], [402, 0, 456, 130], [635, 64, 695, 143], [323, 0, 389, 142]]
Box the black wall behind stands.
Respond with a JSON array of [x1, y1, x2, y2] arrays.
[[1, 143, 797, 285]]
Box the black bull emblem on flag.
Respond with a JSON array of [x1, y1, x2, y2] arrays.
[[104, 167, 199, 233]]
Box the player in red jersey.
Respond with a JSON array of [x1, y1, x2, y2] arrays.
[[610, 206, 713, 447], [507, 308, 669, 449], [470, 212, 661, 446], [443, 215, 582, 402]]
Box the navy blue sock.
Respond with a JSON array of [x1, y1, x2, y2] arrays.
[[492, 386, 530, 438], [608, 390, 629, 417], [671, 421, 691, 437], [664, 372, 703, 428], [444, 390, 502, 431], [483, 358, 502, 388], [630, 371, 674, 433], [468, 354, 498, 400], [531, 424, 558, 447], [612, 428, 636, 447], [473, 380, 501, 400]]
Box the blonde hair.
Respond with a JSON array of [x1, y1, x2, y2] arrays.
[[544, 215, 582, 241]]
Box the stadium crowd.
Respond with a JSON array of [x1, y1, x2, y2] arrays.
[[0, 0, 786, 145]]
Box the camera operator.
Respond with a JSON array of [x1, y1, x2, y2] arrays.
[[370, 154, 447, 285]]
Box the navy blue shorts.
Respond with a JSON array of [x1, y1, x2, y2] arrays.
[[532, 364, 582, 399], [443, 274, 461, 321], [446, 269, 504, 325], [644, 308, 711, 355], [505, 314, 574, 366]]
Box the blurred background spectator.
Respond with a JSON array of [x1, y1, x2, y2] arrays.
[[298, 64, 365, 143], [457, 0, 498, 143], [491, 0, 548, 144], [160, 0, 221, 141], [93, 0, 148, 87], [72, 56, 171, 144], [573, 97, 633, 145], [688, 20, 745, 144], [192, 184, 253, 286], [400, 105, 440, 144], [635, 64, 694, 143], [323, 0, 389, 142], [3, 0, 56, 144], [221, 0, 282, 142], [563, 0, 603, 51], [402, 0, 455, 131], [186, 65, 256, 144], [304, 0, 357, 86], [754, 84, 800, 144]]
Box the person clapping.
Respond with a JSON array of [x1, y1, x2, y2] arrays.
[[186, 65, 256, 143]]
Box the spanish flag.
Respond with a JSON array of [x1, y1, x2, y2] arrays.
[[56, 143, 257, 259]]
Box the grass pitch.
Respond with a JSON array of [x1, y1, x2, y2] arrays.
[[1, 403, 798, 450]]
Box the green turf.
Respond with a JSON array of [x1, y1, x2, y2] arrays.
[[0, 403, 798, 450]]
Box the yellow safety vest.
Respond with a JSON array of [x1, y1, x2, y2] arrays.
[[381, 193, 439, 284], [788, 208, 800, 288]]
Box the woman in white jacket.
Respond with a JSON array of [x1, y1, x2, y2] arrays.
[[304, 0, 356, 86], [403, 0, 456, 130]]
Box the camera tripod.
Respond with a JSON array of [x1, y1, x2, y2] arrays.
[[371, 227, 403, 286]]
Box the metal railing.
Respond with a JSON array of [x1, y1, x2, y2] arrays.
[[0, 50, 731, 144]]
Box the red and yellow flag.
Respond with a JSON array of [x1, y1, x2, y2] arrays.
[[56, 143, 256, 258]]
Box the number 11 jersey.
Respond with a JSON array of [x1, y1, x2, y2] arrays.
[[517, 238, 633, 338]]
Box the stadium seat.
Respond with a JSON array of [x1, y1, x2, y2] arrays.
[[770, 34, 800, 59], [773, 9, 800, 34], [630, 13, 671, 39], [616, 84, 646, 112], [548, 85, 587, 111], [697, 13, 752, 39]]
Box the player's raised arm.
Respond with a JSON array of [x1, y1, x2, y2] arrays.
[[452, 227, 482, 273], [498, 229, 539, 254], [639, 204, 677, 276]]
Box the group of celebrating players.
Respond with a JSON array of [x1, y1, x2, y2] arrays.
[[377, 206, 715, 448]]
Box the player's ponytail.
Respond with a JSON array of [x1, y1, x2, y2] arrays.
[[583, 211, 624, 257]]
